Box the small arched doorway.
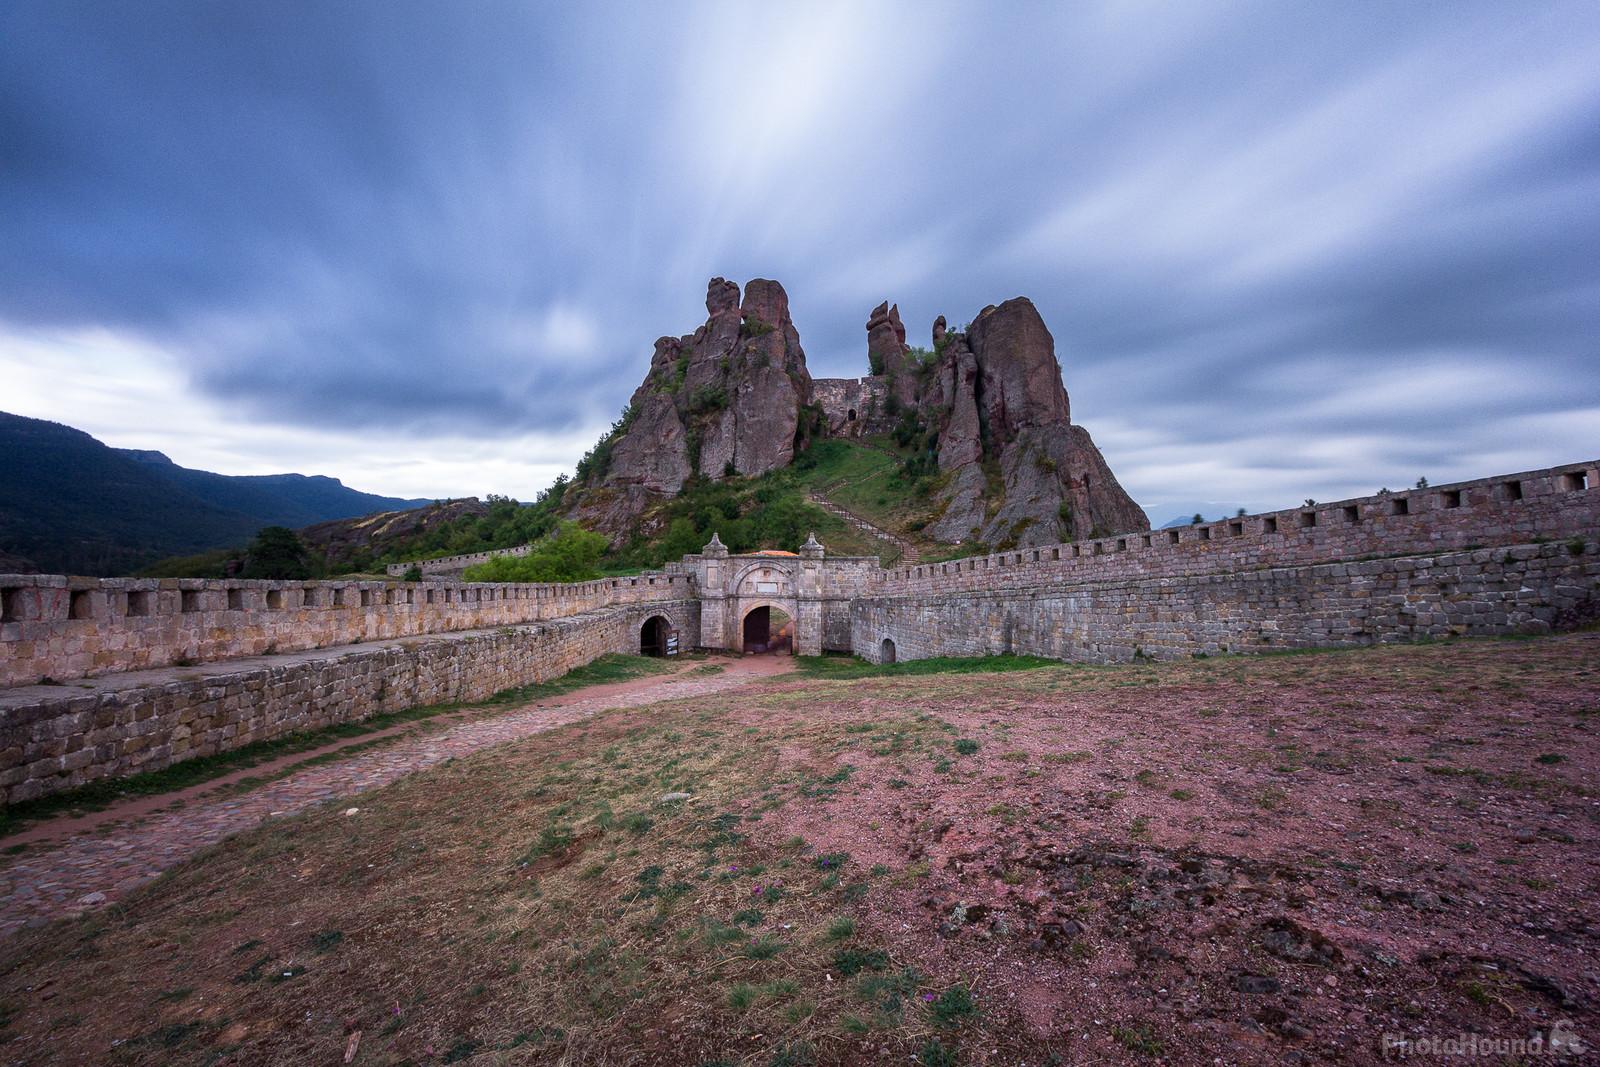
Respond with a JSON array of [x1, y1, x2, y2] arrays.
[[847, 408, 856, 422], [880, 637, 897, 664], [640, 615, 670, 656], [742, 605, 793, 655]]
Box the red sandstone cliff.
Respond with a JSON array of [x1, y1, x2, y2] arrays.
[[569, 278, 816, 541], [922, 298, 1149, 546], [570, 278, 1147, 549]]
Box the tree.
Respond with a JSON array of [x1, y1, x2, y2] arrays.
[[461, 521, 608, 583], [658, 517, 703, 562], [241, 526, 312, 579], [750, 494, 825, 550]]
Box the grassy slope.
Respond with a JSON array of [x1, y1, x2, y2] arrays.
[[5, 634, 1596, 1064], [790, 438, 944, 552]]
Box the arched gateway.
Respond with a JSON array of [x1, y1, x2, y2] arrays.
[[640, 614, 670, 656], [683, 532, 879, 657]]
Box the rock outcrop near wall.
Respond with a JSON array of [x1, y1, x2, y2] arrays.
[[571, 278, 816, 541], [575, 278, 1147, 551], [929, 299, 1147, 546], [813, 296, 1148, 549]]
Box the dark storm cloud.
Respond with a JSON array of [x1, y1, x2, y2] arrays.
[[1, 1, 1597, 511]]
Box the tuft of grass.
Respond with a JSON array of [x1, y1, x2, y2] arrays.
[[825, 916, 856, 941], [1113, 1022, 1164, 1055], [928, 984, 978, 1026], [832, 947, 890, 975], [953, 739, 980, 756], [745, 934, 786, 960], [309, 930, 343, 954]]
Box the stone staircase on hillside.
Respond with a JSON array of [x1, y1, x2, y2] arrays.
[[807, 492, 921, 565]]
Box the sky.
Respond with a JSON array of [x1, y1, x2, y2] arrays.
[[2, 1, 1597, 524]]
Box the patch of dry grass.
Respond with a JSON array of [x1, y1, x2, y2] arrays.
[[2, 633, 1598, 1065]]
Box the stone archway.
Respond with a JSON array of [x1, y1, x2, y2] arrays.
[[740, 602, 793, 655], [726, 558, 800, 655], [640, 614, 670, 656], [880, 637, 897, 664]]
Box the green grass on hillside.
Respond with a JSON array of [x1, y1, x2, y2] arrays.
[[790, 439, 944, 548]]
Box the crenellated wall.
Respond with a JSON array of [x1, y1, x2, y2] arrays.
[[0, 599, 699, 804], [3, 456, 1598, 806], [877, 461, 1600, 596], [0, 572, 695, 688], [851, 460, 1600, 664], [385, 543, 537, 577], [853, 541, 1598, 664]]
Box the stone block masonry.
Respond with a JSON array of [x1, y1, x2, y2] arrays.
[[3, 455, 1597, 804], [0, 572, 695, 688], [853, 460, 1599, 664], [0, 599, 699, 805], [877, 460, 1600, 597], [853, 541, 1598, 664], [385, 543, 536, 577]]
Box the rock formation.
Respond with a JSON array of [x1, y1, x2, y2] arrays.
[[918, 297, 1148, 547], [865, 301, 918, 409], [571, 277, 1147, 551], [570, 278, 815, 541]]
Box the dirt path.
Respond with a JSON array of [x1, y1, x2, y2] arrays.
[[0, 653, 792, 937]]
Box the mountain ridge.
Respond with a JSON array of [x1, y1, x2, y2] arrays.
[[0, 411, 432, 575]]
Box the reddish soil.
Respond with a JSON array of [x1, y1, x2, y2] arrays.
[[0, 635, 1593, 1066], [748, 637, 1600, 1062]]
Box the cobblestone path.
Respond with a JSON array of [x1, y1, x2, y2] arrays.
[[0, 657, 782, 936]]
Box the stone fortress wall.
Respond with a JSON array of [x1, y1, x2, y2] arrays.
[[2, 457, 1596, 806], [0, 598, 699, 805], [0, 572, 695, 688], [384, 543, 536, 578], [851, 460, 1600, 663]]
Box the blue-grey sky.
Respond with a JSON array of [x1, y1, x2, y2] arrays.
[[3, 1, 1597, 523]]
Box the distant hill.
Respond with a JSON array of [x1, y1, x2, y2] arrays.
[[0, 411, 433, 576], [1159, 510, 1246, 529]]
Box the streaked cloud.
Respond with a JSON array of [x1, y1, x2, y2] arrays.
[[1, 0, 1596, 519]]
